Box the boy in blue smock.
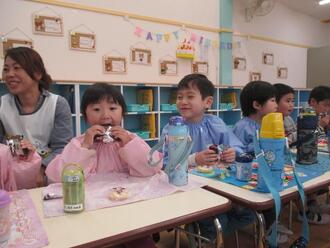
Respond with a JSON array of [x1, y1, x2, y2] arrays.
[[233, 81, 278, 153], [233, 81, 294, 244], [162, 74, 253, 241]]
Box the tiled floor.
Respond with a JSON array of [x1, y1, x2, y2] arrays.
[[157, 195, 330, 248]]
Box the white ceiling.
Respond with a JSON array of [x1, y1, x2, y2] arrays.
[[276, 0, 330, 21]]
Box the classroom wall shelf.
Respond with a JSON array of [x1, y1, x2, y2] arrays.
[[0, 81, 311, 146]]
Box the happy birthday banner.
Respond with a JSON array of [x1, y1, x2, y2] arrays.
[[125, 17, 241, 50]]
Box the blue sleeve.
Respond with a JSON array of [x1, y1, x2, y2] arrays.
[[233, 120, 254, 153], [205, 115, 244, 154], [220, 125, 244, 154]]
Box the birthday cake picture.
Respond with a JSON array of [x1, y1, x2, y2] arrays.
[[176, 39, 195, 59]]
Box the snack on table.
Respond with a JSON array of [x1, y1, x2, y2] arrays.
[[109, 187, 129, 201], [196, 165, 214, 174]]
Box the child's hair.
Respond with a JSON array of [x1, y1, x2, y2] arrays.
[[273, 83, 294, 103], [177, 73, 215, 99], [240, 81, 276, 117], [81, 83, 126, 119], [4, 47, 52, 90], [308, 85, 330, 103]]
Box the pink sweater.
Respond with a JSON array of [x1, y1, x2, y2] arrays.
[[0, 144, 41, 191], [46, 134, 162, 183]]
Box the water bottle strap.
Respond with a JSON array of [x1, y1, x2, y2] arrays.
[[285, 145, 309, 243], [164, 136, 193, 177], [175, 136, 193, 165], [254, 132, 281, 248], [148, 138, 165, 167]]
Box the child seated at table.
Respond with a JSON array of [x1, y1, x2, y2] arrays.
[[297, 85, 330, 225], [274, 83, 296, 145], [232, 81, 292, 244], [308, 85, 330, 140], [0, 140, 41, 191], [233, 81, 278, 153], [46, 83, 162, 248], [161, 74, 253, 242]]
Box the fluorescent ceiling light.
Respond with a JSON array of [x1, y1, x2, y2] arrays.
[[319, 0, 330, 5]]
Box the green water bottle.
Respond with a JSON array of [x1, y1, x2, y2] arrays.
[[62, 163, 85, 213]]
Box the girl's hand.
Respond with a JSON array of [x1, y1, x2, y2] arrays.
[[195, 149, 219, 166], [82, 125, 105, 149], [110, 126, 133, 147], [221, 148, 235, 163], [19, 139, 36, 161]]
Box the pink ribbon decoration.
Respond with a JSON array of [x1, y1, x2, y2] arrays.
[[190, 33, 197, 43], [134, 27, 143, 37]]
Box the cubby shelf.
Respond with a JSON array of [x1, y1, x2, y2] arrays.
[[0, 81, 312, 146]]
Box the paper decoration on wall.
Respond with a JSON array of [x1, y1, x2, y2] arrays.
[[103, 56, 126, 74], [192, 61, 208, 75], [160, 60, 177, 76], [233, 57, 246, 71], [130, 43, 151, 65], [250, 71, 262, 81], [263, 52, 274, 65], [176, 39, 195, 59], [124, 16, 241, 49], [32, 7, 63, 36], [277, 67, 288, 79], [69, 24, 95, 52], [0, 28, 33, 58]]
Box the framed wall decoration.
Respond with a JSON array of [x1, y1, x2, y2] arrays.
[[250, 71, 262, 81], [277, 67, 288, 79], [1, 38, 33, 58], [262, 52, 274, 65], [233, 57, 246, 71], [130, 48, 152, 65], [69, 31, 96, 52], [33, 15, 63, 36], [103, 56, 126, 74], [192, 61, 208, 75], [160, 60, 177, 75]]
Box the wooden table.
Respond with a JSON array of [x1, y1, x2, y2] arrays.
[[191, 171, 330, 248], [29, 187, 231, 247]]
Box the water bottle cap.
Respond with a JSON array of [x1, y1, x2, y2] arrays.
[[169, 116, 184, 126], [260, 113, 285, 139], [0, 190, 11, 207], [236, 152, 254, 163]]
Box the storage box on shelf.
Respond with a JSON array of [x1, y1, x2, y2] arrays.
[[218, 87, 241, 127], [0, 80, 312, 147]]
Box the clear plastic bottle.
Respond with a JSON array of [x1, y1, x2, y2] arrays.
[[62, 163, 85, 213], [165, 116, 192, 186]]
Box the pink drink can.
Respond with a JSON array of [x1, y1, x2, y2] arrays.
[[0, 190, 11, 243]]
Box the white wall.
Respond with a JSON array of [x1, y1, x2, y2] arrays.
[[0, 0, 219, 84], [232, 0, 330, 88], [0, 0, 329, 87]]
